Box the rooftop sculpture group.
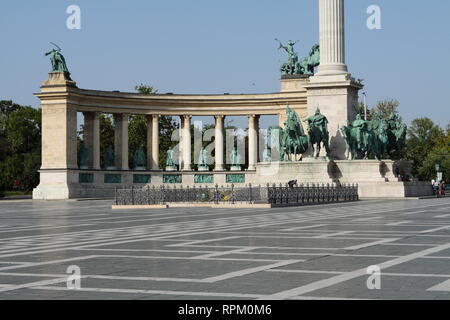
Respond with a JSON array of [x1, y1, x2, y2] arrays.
[[276, 39, 320, 75]]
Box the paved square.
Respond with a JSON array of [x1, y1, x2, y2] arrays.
[[0, 198, 449, 300]]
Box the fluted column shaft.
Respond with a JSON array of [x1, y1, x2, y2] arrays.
[[151, 115, 160, 170], [248, 115, 259, 171], [214, 115, 225, 171], [182, 115, 192, 171], [316, 0, 348, 75]]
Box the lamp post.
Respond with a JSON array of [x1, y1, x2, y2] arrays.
[[362, 92, 368, 121]]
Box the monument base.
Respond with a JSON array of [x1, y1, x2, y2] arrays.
[[254, 160, 432, 198]]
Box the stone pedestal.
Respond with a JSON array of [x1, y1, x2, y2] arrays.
[[305, 77, 362, 160], [253, 160, 431, 198]]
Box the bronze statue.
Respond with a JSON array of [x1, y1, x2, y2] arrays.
[[276, 39, 320, 75], [45, 43, 71, 75], [305, 108, 330, 158]]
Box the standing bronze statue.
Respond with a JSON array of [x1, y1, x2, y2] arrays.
[[45, 43, 71, 76], [305, 108, 331, 159]]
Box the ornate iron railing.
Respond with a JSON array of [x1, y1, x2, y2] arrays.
[[115, 183, 358, 206]]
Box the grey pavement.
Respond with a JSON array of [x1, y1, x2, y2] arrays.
[[0, 198, 449, 300]]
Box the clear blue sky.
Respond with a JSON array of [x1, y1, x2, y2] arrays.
[[1, 0, 449, 128]]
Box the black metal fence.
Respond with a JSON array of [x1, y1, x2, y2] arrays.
[[115, 183, 358, 206], [268, 183, 358, 206]]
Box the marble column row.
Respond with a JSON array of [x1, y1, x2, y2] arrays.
[[82, 112, 260, 171]]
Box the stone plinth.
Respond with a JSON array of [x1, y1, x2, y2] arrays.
[[280, 75, 310, 93], [253, 160, 431, 198]]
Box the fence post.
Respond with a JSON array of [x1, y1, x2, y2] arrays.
[[215, 184, 219, 205], [115, 187, 118, 205], [249, 183, 253, 204], [231, 184, 235, 204]]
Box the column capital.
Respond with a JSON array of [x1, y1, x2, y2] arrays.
[[215, 115, 225, 120]]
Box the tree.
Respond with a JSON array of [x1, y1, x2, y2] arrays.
[[5, 106, 41, 154], [406, 118, 445, 180], [0, 103, 41, 192], [372, 99, 401, 121]]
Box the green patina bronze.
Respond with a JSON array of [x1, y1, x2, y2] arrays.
[[269, 106, 309, 162], [79, 173, 94, 184], [226, 174, 245, 184], [163, 174, 182, 184], [230, 147, 242, 170], [276, 39, 320, 75], [133, 147, 146, 168], [305, 107, 330, 159], [45, 43, 71, 75], [104, 174, 121, 184], [166, 147, 175, 169], [105, 146, 115, 168], [77, 146, 89, 168], [133, 174, 151, 184], [341, 113, 407, 160], [198, 147, 209, 171], [194, 174, 214, 184]]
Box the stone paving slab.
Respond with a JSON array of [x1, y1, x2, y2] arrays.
[[0, 198, 449, 300]]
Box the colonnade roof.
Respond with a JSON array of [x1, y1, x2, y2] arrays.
[[36, 86, 308, 116]]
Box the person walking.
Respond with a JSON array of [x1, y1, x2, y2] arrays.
[[440, 181, 446, 196]]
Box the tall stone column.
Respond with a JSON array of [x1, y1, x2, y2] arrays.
[[316, 0, 348, 76], [305, 0, 363, 160], [83, 112, 101, 169], [247, 115, 259, 171], [92, 112, 101, 170], [214, 115, 225, 171], [182, 115, 192, 171], [114, 113, 129, 170], [146, 115, 153, 170], [151, 115, 160, 170]]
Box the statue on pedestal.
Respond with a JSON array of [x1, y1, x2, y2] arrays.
[[269, 106, 309, 162], [262, 148, 272, 163], [105, 146, 115, 170], [165, 147, 176, 171], [133, 147, 146, 170], [230, 147, 242, 171], [198, 147, 209, 171], [276, 39, 320, 75], [305, 108, 330, 159], [45, 43, 71, 76], [77, 146, 89, 169]]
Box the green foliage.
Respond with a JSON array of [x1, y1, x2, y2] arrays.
[[135, 84, 158, 95], [6, 107, 41, 154], [0, 103, 41, 192], [406, 118, 450, 180], [357, 99, 401, 121], [99, 114, 115, 168], [128, 114, 147, 168]]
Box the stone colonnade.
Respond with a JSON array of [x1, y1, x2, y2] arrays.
[[81, 112, 262, 171]]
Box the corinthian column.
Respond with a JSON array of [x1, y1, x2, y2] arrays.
[[214, 115, 225, 171], [151, 115, 160, 170], [247, 115, 259, 171], [182, 115, 192, 171], [316, 0, 348, 76]]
